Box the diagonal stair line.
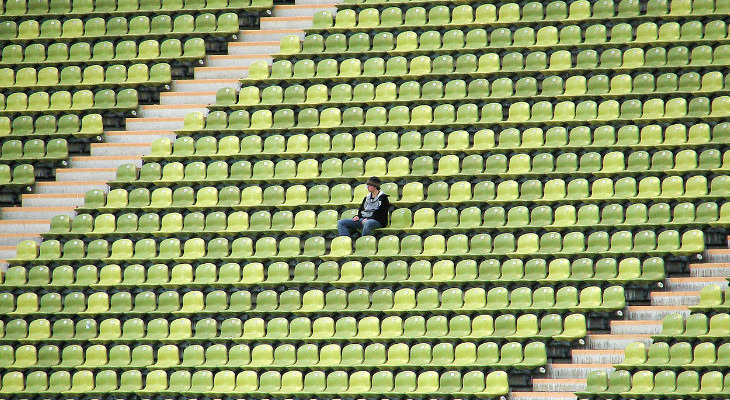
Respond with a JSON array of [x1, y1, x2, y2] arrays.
[[512, 248, 730, 400], [0, 1, 340, 269]]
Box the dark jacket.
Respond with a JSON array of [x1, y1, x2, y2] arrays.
[[358, 191, 390, 226]]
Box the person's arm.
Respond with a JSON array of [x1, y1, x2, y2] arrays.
[[356, 197, 366, 220], [371, 195, 390, 226]]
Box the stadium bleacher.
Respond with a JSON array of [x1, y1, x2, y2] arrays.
[[0, 0, 269, 205], [1, 0, 730, 398]]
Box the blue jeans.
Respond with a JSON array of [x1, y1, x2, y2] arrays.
[[337, 218, 382, 237]]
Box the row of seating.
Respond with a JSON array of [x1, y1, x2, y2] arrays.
[[0, 0, 272, 18], [0, 313, 586, 343], [493, 123, 727, 151], [339, 0, 722, 19], [288, 21, 729, 58], [176, 97, 730, 134], [0, 138, 67, 163], [175, 122, 727, 154], [0, 368, 510, 397], [0, 164, 34, 189], [0, 38, 206, 67], [0, 114, 104, 139], [0, 341, 545, 370], [243, 46, 730, 84], [78, 176, 730, 215], [0, 13, 240, 42], [0, 285, 626, 316], [44, 201, 727, 243], [313, 2, 729, 31], [222, 71, 730, 110], [617, 341, 730, 370], [578, 369, 729, 399], [382, 202, 726, 232], [654, 313, 730, 341], [11, 229, 704, 266], [44, 209, 346, 238], [0, 63, 171, 90], [540, 257, 664, 285], [79, 184, 363, 213], [133, 148, 730, 184], [144, 144, 729, 178], [0, 256, 664, 290], [690, 285, 730, 311], [0, 89, 138, 116]]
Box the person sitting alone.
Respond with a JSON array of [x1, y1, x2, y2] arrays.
[[337, 176, 390, 237]]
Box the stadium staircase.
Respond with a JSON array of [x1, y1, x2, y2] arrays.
[[0, 0, 339, 268], [514, 247, 730, 400]]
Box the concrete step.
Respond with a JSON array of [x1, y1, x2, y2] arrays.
[[610, 320, 662, 335], [171, 79, 240, 93], [90, 143, 150, 157], [705, 249, 730, 263], [0, 220, 50, 234], [68, 156, 141, 169], [273, 4, 337, 17], [138, 104, 209, 119], [0, 207, 76, 220], [194, 66, 249, 80], [586, 334, 652, 350], [22, 194, 85, 208], [0, 233, 41, 247], [0, 246, 16, 261], [666, 276, 729, 291], [571, 349, 624, 365], [261, 16, 312, 30], [512, 392, 577, 400], [650, 291, 700, 307], [55, 168, 117, 182], [206, 54, 273, 68], [126, 117, 185, 131], [105, 130, 176, 144], [160, 91, 217, 105], [33, 181, 108, 195], [625, 305, 690, 320], [240, 28, 304, 42], [547, 363, 614, 379], [690, 262, 730, 277], [532, 379, 586, 393], [227, 41, 280, 55]]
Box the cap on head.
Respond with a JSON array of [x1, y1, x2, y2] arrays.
[[367, 176, 381, 189]]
